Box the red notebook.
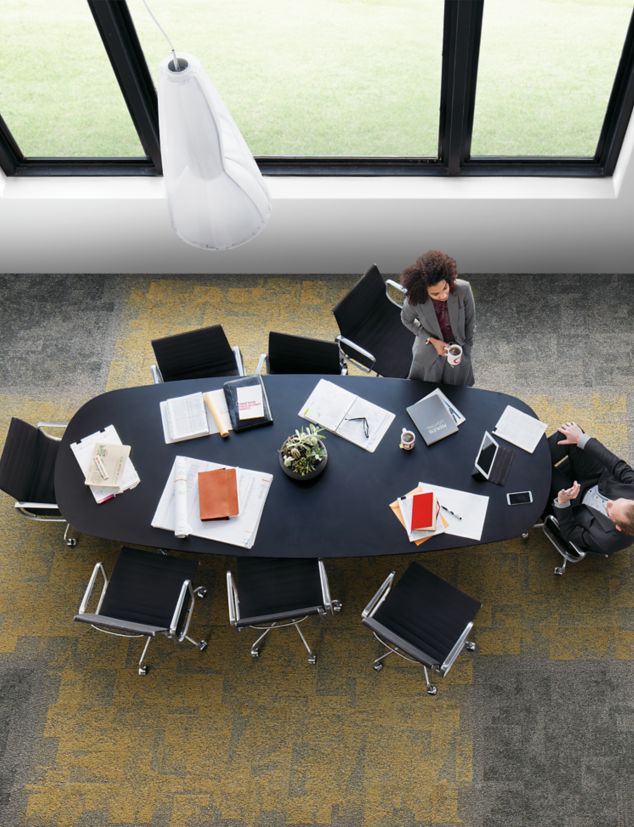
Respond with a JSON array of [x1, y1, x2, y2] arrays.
[[410, 491, 438, 531]]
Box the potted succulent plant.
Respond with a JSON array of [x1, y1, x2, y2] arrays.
[[278, 424, 328, 481]]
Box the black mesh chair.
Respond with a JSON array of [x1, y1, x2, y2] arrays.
[[332, 264, 414, 377], [74, 547, 208, 675], [542, 514, 608, 576], [0, 417, 77, 547], [150, 324, 245, 383], [255, 331, 346, 375], [226, 557, 341, 664], [362, 562, 481, 696]]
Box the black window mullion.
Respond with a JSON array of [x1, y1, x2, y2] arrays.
[[595, 8, 634, 175], [438, 0, 484, 175], [0, 112, 23, 176], [87, 0, 162, 173]]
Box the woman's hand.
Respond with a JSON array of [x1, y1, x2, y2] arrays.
[[428, 337, 447, 358]]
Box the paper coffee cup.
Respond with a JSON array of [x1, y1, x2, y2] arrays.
[[446, 344, 462, 367]]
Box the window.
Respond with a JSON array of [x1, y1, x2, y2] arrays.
[[0, 0, 633, 177], [471, 0, 633, 158]]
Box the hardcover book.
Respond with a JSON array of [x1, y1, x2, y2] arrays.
[[197, 467, 239, 521], [223, 375, 273, 432]]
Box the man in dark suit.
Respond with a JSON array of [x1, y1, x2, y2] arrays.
[[549, 422, 634, 555]]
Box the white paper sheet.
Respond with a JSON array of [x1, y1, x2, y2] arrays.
[[151, 456, 273, 549], [173, 457, 190, 538], [492, 405, 547, 454], [420, 387, 465, 426], [418, 482, 489, 541], [70, 425, 140, 504]]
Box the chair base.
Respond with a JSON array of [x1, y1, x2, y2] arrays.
[[248, 617, 317, 665]]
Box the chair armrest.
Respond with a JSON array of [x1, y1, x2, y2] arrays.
[[15, 501, 65, 521], [150, 364, 164, 384], [226, 570, 239, 625], [37, 422, 67, 441], [232, 346, 246, 376], [255, 353, 266, 375], [78, 562, 108, 614], [318, 560, 333, 611], [439, 621, 474, 676], [543, 514, 587, 560], [75, 613, 167, 636], [169, 579, 195, 641], [361, 572, 395, 619], [335, 335, 376, 372], [385, 279, 407, 308]]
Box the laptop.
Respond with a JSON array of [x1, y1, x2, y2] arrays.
[[473, 430, 513, 485]]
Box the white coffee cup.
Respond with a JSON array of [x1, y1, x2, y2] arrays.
[[446, 343, 463, 367], [400, 428, 416, 450]]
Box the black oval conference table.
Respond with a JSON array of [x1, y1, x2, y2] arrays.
[[55, 375, 551, 558]]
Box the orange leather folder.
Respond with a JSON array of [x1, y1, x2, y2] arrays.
[[198, 468, 239, 521]]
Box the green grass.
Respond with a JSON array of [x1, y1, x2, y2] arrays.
[[0, 0, 630, 160]]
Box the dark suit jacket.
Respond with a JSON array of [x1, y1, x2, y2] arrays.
[[553, 437, 634, 555]]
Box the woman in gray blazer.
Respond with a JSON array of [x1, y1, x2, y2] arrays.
[[400, 250, 476, 386]]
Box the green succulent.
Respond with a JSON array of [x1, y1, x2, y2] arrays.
[[279, 424, 327, 476]]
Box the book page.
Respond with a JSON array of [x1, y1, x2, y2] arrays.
[[164, 392, 209, 442], [335, 395, 395, 452], [492, 405, 547, 454], [299, 379, 356, 432]]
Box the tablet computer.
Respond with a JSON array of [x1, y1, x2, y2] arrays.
[[474, 430, 500, 479]]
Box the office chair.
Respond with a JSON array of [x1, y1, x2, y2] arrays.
[[0, 417, 77, 547], [332, 264, 414, 377], [542, 514, 608, 576], [255, 331, 347, 375], [150, 324, 245, 383], [74, 547, 208, 675], [361, 562, 481, 696], [226, 556, 341, 664]]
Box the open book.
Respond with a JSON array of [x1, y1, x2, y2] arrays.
[[299, 379, 394, 452], [159, 390, 232, 444]]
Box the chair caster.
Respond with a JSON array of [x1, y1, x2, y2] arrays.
[[426, 685, 438, 696], [372, 662, 383, 672], [195, 587, 207, 599], [66, 537, 78, 547], [138, 665, 149, 676], [308, 654, 317, 665], [198, 640, 208, 651], [521, 532, 529, 541], [332, 600, 342, 613], [554, 566, 565, 576], [250, 648, 260, 658], [465, 640, 476, 652]]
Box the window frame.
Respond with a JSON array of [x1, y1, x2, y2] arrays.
[[0, 0, 633, 178]]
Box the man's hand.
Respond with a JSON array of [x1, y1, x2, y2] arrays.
[[557, 481, 580, 505], [557, 422, 583, 445]]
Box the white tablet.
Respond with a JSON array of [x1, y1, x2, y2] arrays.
[[474, 430, 500, 479]]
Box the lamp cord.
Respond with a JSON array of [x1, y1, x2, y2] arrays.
[[140, 0, 183, 71]]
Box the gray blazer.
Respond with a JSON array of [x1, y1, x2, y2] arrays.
[[400, 279, 476, 386]]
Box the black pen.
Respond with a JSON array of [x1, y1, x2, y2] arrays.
[[441, 504, 463, 521]]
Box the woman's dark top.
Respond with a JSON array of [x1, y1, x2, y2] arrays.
[[432, 299, 454, 342]]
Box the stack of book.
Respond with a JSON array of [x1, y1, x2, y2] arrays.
[[389, 487, 447, 545]]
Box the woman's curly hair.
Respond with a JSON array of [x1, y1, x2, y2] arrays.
[[400, 250, 458, 305]]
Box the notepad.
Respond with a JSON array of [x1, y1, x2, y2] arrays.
[[84, 442, 131, 489], [410, 490, 438, 531]]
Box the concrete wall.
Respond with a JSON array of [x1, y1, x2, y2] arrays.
[[1, 110, 633, 275]]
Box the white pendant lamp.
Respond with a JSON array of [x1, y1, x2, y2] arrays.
[[144, 2, 271, 250]]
